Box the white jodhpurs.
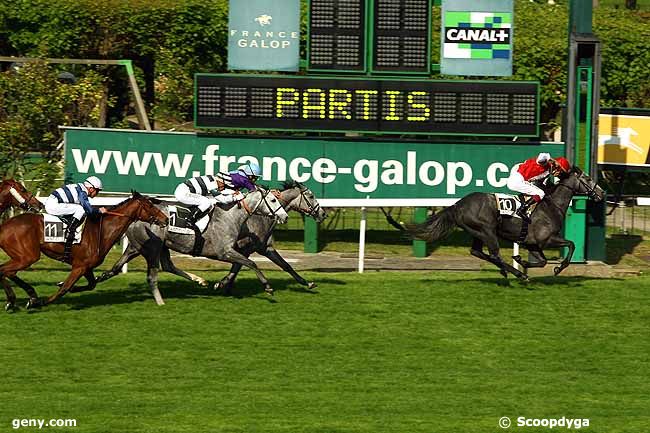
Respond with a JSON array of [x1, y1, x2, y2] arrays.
[[506, 171, 545, 199], [174, 183, 215, 211], [44, 196, 85, 220]]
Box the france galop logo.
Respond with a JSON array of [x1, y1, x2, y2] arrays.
[[255, 15, 272, 26]]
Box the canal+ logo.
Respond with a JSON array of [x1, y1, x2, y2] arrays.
[[443, 11, 512, 60]]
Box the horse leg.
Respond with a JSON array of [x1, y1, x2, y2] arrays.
[[8, 276, 41, 309], [160, 247, 208, 288], [96, 243, 141, 283], [469, 238, 508, 278], [461, 225, 528, 281], [69, 271, 97, 293], [0, 249, 41, 310], [218, 249, 274, 295], [1, 277, 17, 312], [216, 263, 242, 295], [545, 235, 575, 276], [141, 249, 165, 306], [264, 247, 315, 289], [513, 246, 547, 268], [46, 267, 87, 305]]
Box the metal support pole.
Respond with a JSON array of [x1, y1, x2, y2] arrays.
[[358, 206, 367, 273]]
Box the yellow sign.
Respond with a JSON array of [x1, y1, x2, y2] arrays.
[[598, 113, 650, 166]]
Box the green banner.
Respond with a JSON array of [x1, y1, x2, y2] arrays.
[[64, 128, 564, 201]]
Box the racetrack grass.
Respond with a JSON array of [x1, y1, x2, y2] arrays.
[[0, 262, 648, 433]]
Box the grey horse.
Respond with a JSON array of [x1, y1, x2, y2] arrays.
[[99, 182, 327, 300], [96, 187, 288, 304], [212, 181, 327, 293]]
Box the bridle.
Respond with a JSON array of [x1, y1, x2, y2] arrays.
[[555, 171, 600, 200], [272, 187, 321, 218], [6, 183, 40, 211], [239, 189, 285, 219]]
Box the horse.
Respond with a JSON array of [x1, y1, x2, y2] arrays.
[[0, 178, 44, 215], [402, 167, 604, 281], [96, 187, 289, 304], [214, 181, 328, 293], [0, 191, 169, 311], [98, 181, 327, 299]]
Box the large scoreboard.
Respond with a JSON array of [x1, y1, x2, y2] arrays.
[[195, 74, 539, 136]]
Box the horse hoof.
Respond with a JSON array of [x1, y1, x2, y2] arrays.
[[264, 287, 274, 296], [213, 282, 221, 291], [198, 279, 208, 288], [500, 269, 508, 278], [554, 266, 562, 276], [5, 302, 16, 313], [307, 282, 317, 290], [26, 298, 41, 309], [56, 281, 64, 288]]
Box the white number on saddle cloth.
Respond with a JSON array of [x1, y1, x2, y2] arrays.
[[494, 193, 522, 218], [167, 205, 210, 235], [42, 214, 84, 243]]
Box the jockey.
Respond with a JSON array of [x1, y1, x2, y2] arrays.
[[44, 176, 107, 262], [507, 153, 570, 222], [174, 162, 261, 228]]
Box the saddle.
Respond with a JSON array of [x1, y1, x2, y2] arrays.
[[494, 194, 538, 219], [43, 214, 85, 243], [167, 205, 211, 235]]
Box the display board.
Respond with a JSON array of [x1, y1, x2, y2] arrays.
[[195, 74, 539, 136]]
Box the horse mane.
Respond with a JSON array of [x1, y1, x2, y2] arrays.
[[282, 180, 305, 190], [106, 190, 143, 211]]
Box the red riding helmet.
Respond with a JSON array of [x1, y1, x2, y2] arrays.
[[554, 157, 571, 172]]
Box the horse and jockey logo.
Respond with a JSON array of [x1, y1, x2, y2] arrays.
[[255, 15, 272, 26]]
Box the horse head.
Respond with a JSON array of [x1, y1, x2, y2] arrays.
[[279, 181, 327, 223], [246, 186, 289, 224], [1, 179, 44, 212], [127, 191, 169, 227], [562, 168, 605, 202]]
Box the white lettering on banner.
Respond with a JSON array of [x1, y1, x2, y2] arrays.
[[486, 162, 511, 188], [288, 158, 311, 183], [264, 157, 287, 182], [407, 151, 417, 184], [353, 160, 378, 193], [112, 151, 153, 176], [312, 158, 337, 183], [446, 162, 473, 195], [419, 161, 445, 186], [71, 149, 113, 173], [69, 146, 544, 196], [381, 160, 404, 185], [152, 153, 194, 177]]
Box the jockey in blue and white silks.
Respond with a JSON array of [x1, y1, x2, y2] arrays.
[[174, 163, 261, 227], [44, 176, 107, 262]]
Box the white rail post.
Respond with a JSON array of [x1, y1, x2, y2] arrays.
[[358, 205, 367, 273], [513, 242, 520, 271], [121, 236, 129, 274]]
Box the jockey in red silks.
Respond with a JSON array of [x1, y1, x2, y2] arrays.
[[506, 153, 570, 222]]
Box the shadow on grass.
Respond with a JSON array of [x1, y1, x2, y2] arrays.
[[428, 274, 625, 287], [606, 234, 644, 265], [50, 275, 346, 310]]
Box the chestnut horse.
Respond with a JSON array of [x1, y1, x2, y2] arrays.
[[0, 191, 168, 311], [0, 178, 44, 215]]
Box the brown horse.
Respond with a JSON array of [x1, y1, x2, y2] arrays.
[[0, 178, 44, 215], [0, 191, 168, 311]]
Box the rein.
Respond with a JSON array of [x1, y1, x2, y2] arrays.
[[273, 187, 320, 217]]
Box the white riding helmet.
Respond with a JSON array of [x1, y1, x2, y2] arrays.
[[238, 163, 261, 178], [84, 176, 103, 190]]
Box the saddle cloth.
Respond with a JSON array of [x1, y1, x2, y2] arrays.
[[167, 205, 209, 235], [43, 214, 84, 243], [494, 193, 523, 218]]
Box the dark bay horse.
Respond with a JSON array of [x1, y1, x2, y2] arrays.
[[99, 181, 327, 298], [0, 178, 44, 215], [96, 188, 289, 304], [405, 167, 604, 281], [0, 192, 168, 310]]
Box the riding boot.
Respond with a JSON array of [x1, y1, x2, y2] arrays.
[[516, 197, 535, 223], [62, 218, 81, 263], [189, 207, 209, 256]]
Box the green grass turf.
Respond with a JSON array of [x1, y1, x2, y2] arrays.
[[0, 264, 648, 433]]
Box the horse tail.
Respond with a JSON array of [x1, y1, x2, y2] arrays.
[[406, 206, 457, 242]]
